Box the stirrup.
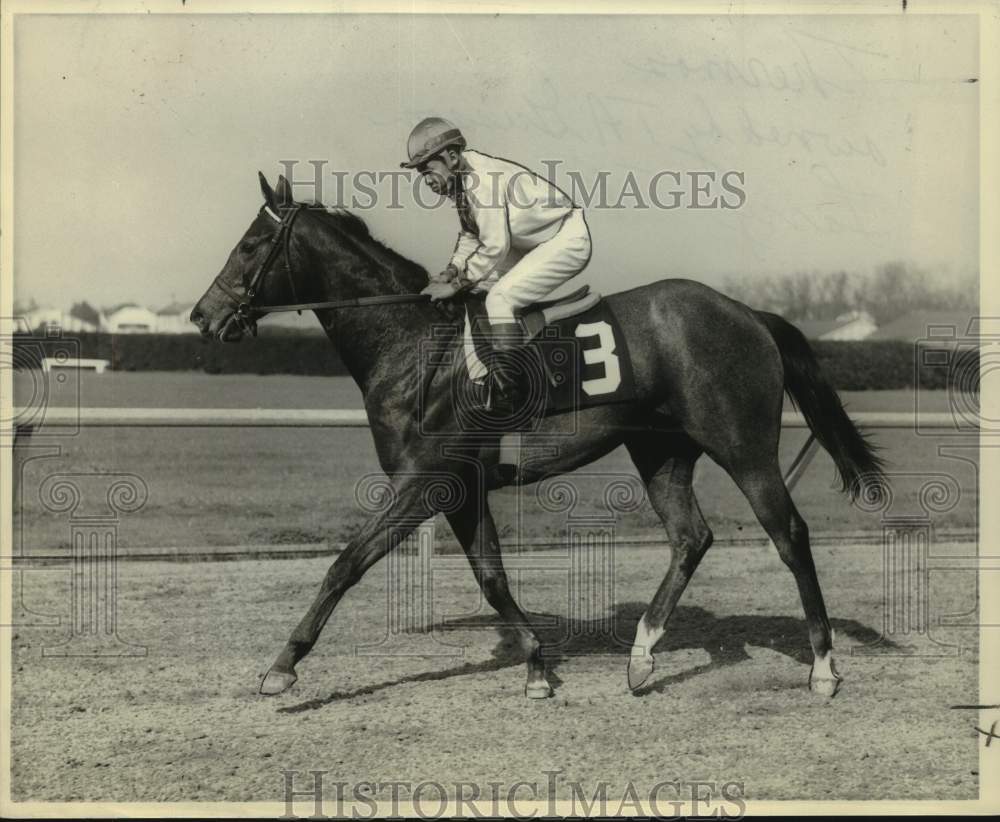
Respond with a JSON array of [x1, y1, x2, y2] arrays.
[[488, 381, 518, 417], [471, 371, 518, 415]]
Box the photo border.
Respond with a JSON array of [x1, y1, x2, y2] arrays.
[[1, 0, 996, 817]]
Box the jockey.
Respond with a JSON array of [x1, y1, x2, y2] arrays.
[[403, 117, 592, 416]]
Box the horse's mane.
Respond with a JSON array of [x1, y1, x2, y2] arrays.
[[302, 202, 430, 292], [311, 206, 372, 239]]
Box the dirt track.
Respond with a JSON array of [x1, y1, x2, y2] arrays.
[[11, 541, 979, 803]]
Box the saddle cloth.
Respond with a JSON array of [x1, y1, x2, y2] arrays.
[[462, 286, 637, 416]]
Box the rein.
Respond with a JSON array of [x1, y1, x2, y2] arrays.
[[262, 293, 433, 313], [213, 203, 432, 336]]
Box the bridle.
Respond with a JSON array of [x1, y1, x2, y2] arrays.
[[212, 202, 432, 338]]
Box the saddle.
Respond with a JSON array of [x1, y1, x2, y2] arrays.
[[516, 285, 601, 339], [463, 285, 600, 357], [458, 284, 634, 418], [461, 286, 599, 386]]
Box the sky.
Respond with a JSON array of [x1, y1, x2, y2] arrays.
[[12, 11, 979, 316]]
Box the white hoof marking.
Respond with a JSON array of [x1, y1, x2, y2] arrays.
[[631, 615, 664, 659], [628, 615, 664, 690], [525, 681, 553, 699], [809, 652, 843, 697]]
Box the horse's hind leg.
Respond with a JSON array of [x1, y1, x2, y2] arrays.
[[728, 459, 842, 696], [624, 430, 713, 691]]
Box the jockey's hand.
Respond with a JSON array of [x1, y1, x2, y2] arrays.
[[421, 280, 460, 302], [430, 264, 459, 284]]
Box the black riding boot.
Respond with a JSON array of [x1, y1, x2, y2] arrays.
[[488, 323, 521, 419], [486, 321, 525, 419]]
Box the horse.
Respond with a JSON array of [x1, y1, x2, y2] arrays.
[[190, 173, 885, 700]]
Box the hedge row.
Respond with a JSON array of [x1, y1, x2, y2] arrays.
[[812, 340, 977, 391], [14, 330, 350, 376], [14, 332, 977, 390]]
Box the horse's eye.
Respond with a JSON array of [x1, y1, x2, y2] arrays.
[[239, 241, 254, 255]]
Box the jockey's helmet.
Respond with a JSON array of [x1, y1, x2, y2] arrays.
[[400, 117, 467, 168]]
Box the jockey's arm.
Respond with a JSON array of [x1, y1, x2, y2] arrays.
[[459, 198, 510, 286], [423, 176, 510, 302], [448, 231, 480, 275]]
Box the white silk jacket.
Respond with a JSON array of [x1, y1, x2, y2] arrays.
[[448, 150, 576, 286]]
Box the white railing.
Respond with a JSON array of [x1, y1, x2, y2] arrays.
[[12, 408, 965, 429]]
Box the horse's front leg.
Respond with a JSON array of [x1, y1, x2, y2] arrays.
[[260, 479, 433, 696], [446, 497, 552, 699]]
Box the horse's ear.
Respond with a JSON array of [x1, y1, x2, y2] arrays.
[[259, 171, 276, 209], [275, 174, 294, 207]]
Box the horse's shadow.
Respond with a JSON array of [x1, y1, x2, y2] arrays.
[[277, 603, 887, 714]]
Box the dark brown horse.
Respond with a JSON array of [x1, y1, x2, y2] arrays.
[[191, 174, 884, 699]]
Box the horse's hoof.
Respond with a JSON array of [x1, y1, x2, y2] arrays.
[[628, 654, 655, 691], [259, 669, 297, 696], [525, 681, 553, 699], [809, 675, 843, 698]]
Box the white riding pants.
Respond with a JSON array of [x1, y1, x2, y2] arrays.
[[478, 208, 592, 323]]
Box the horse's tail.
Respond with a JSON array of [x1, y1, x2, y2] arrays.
[[755, 310, 886, 501]]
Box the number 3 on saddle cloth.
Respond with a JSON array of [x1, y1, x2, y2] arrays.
[[458, 286, 638, 434]]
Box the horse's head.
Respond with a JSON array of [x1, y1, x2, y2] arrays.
[[191, 173, 303, 341], [192, 172, 438, 343]]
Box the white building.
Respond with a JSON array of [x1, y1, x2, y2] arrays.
[[155, 301, 197, 334], [21, 306, 102, 334], [104, 303, 158, 333], [822, 310, 877, 341], [796, 310, 877, 341]]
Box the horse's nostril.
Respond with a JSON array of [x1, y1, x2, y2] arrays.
[[190, 308, 205, 326]]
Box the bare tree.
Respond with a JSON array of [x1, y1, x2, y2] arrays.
[[724, 262, 978, 323]]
